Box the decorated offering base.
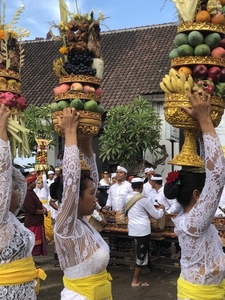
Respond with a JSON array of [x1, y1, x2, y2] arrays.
[[160, 0, 225, 167], [52, 109, 101, 138]]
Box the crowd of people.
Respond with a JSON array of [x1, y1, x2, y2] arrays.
[[1, 90, 225, 299]]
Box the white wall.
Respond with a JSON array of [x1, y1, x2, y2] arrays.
[[144, 97, 180, 180]]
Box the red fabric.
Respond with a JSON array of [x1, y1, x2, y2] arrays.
[[28, 224, 48, 256], [26, 174, 37, 184]]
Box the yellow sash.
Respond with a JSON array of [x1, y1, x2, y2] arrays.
[[0, 256, 47, 294], [40, 199, 54, 241], [63, 269, 113, 300], [178, 276, 225, 300], [40, 200, 48, 204]]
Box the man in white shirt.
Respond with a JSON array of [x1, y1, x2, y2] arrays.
[[150, 174, 181, 214], [104, 166, 133, 212], [124, 177, 165, 287], [142, 167, 155, 198], [47, 170, 55, 186]]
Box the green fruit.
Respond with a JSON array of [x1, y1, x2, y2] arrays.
[[169, 49, 179, 59], [57, 100, 70, 110], [96, 104, 105, 115], [70, 98, 84, 110], [50, 102, 59, 112], [174, 33, 189, 47], [204, 32, 221, 49], [177, 44, 194, 56], [83, 100, 98, 112], [188, 31, 204, 47], [194, 44, 211, 56]]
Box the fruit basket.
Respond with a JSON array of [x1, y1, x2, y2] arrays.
[[50, 7, 108, 142], [160, 0, 225, 167]]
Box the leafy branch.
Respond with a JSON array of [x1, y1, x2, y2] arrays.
[[99, 96, 163, 169], [22, 103, 56, 151]]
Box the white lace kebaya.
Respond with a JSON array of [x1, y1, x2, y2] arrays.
[[0, 139, 36, 300], [54, 145, 110, 299], [173, 133, 225, 286]]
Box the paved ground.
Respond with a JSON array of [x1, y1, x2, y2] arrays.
[[37, 244, 179, 300]]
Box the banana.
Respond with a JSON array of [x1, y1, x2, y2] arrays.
[[176, 76, 184, 94], [187, 74, 194, 89], [170, 75, 178, 93], [184, 81, 192, 93], [178, 70, 186, 86], [160, 81, 171, 94], [162, 76, 174, 92], [169, 68, 178, 77]]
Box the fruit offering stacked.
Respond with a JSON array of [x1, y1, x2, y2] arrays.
[[0, 4, 30, 158], [50, 8, 107, 129], [35, 138, 51, 171], [160, 0, 225, 100]]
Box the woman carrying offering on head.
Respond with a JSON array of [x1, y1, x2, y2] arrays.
[[54, 107, 112, 300], [0, 104, 46, 299], [164, 91, 225, 300]]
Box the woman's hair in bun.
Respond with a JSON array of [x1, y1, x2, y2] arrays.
[[164, 170, 206, 208]]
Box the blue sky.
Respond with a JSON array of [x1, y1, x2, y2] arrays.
[[6, 0, 178, 40]]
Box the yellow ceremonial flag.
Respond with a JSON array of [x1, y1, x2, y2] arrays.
[[59, 0, 68, 23]]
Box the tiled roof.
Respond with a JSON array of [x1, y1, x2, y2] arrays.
[[21, 22, 177, 109]]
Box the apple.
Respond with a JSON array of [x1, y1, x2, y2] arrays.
[[53, 84, 70, 95], [83, 84, 95, 92], [208, 66, 221, 82], [57, 100, 70, 110], [95, 86, 102, 95], [219, 38, 225, 49], [70, 82, 83, 91], [50, 102, 59, 112], [192, 64, 208, 79], [211, 47, 225, 59], [219, 67, 225, 82]]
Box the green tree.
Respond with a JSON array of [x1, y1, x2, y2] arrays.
[[99, 96, 166, 170], [23, 103, 55, 151]]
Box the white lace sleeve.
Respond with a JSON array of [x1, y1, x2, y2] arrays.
[[55, 145, 80, 237], [186, 133, 225, 236], [0, 139, 12, 225], [12, 166, 27, 216], [84, 154, 99, 194], [199, 138, 205, 161]]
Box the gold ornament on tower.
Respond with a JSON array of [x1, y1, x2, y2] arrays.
[[160, 0, 225, 167]]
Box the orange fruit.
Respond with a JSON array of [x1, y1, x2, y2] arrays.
[[195, 10, 211, 23], [178, 66, 192, 76], [211, 13, 225, 25]]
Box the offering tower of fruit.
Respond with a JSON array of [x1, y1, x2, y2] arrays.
[[0, 4, 30, 159], [34, 138, 51, 171], [160, 0, 225, 167], [51, 6, 107, 146]]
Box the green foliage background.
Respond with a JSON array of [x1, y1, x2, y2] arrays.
[[22, 103, 55, 151], [99, 96, 162, 168]]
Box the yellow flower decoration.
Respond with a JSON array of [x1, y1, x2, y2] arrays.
[[9, 31, 18, 39], [0, 30, 6, 40], [59, 46, 68, 55], [59, 21, 69, 31]]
